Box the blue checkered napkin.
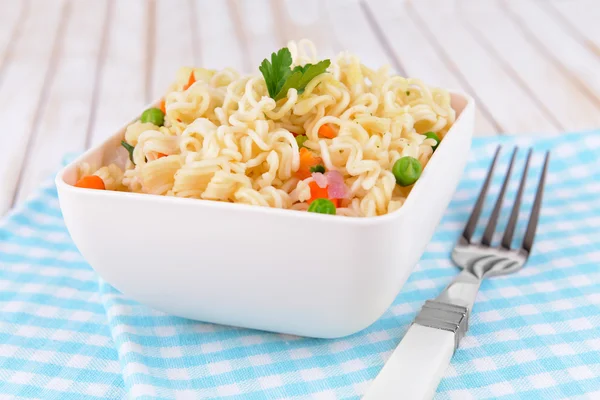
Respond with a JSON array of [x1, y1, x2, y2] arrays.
[[98, 133, 600, 399], [0, 183, 125, 399], [0, 133, 599, 400]]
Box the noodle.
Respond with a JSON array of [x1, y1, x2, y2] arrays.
[[81, 40, 455, 217]]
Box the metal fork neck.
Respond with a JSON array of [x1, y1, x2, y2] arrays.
[[413, 244, 526, 352], [413, 269, 478, 352], [436, 269, 481, 311]]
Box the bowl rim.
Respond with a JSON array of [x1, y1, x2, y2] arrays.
[[56, 90, 474, 227]]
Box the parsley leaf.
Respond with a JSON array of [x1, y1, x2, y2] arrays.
[[121, 140, 135, 164], [291, 64, 309, 74], [274, 59, 331, 100], [259, 47, 330, 102], [259, 48, 293, 99], [310, 164, 325, 174]]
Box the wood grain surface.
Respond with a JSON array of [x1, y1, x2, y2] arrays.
[[1, 0, 598, 216]]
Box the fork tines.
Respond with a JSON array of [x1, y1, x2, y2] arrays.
[[461, 146, 550, 256]]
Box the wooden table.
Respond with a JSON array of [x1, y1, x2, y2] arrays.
[[1, 0, 599, 216]]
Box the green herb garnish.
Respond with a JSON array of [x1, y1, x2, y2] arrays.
[[121, 140, 135, 164], [259, 47, 330, 101], [310, 164, 325, 174]]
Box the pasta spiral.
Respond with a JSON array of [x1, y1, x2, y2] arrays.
[[82, 40, 455, 217]]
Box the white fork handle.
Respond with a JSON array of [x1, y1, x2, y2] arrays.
[[362, 324, 455, 400]]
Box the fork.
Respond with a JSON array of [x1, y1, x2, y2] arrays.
[[363, 146, 550, 400]]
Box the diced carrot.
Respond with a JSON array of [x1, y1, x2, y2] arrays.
[[308, 181, 328, 204], [159, 99, 166, 114], [308, 181, 339, 206], [296, 148, 322, 180], [183, 71, 196, 90], [75, 175, 105, 190], [157, 153, 167, 159], [318, 124, 337, 139]]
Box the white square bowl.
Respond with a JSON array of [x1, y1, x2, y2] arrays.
[[56, 91, 474, 338]]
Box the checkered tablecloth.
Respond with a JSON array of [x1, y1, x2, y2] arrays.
[[1, 133, 599, 399]]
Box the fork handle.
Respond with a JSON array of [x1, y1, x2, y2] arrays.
[[363, 300, 468, 400], [362, 323, 456, 400]]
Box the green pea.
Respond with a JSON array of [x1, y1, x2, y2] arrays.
[[424, 131, 440, 151], [392, 156, 422, 187], [307, 198, 336, 215], [310, 164, 325, 174], [140, 107, 165, 126], [296, 135, 308, 149]]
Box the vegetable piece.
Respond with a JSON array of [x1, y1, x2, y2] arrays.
[[140, 107, 165, 126], [310, 164, 325, 174], [295, 134, 308, 149], [424, 131, 440, 151], [159, 99, 166, 114], [308, 181, 340, 207], [392, 156, 422, 187], [318, 124, 336, 139], [325, 170, 349, 199], [259, 47, 330, 101], [297, 148, 322, 179], [75, 175, 105, 190], [275, 59, 331, 101], [183, 71, 196, 90], [312, 172, 328, 188], [308, 181, 328, 203], [157, 153, 167, 159], [307, 198, 336, 215], [121, 140, 135, 164], [259, 47, 293, 100]]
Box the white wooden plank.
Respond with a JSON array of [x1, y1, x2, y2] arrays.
[[195, 0, 245, 71], [16, 0, 107, 204], [0, 0, 64, 215], [227, 0, 389, 76], [272, 0, 394, 80], [545, 0, 600, 56], [0, 0, 23, 74], [409, 0, 559, 134], [459, 0, 600, 132], [324, 0, 390, 71], [229, 0, 280, 72], [364, 0, 498, 135], [151, 0, 196, 98], [503, 0, 600, 109], [272, 0, 337, 60], [89, 0, 147, 146], [0, 0, 26, 209]]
